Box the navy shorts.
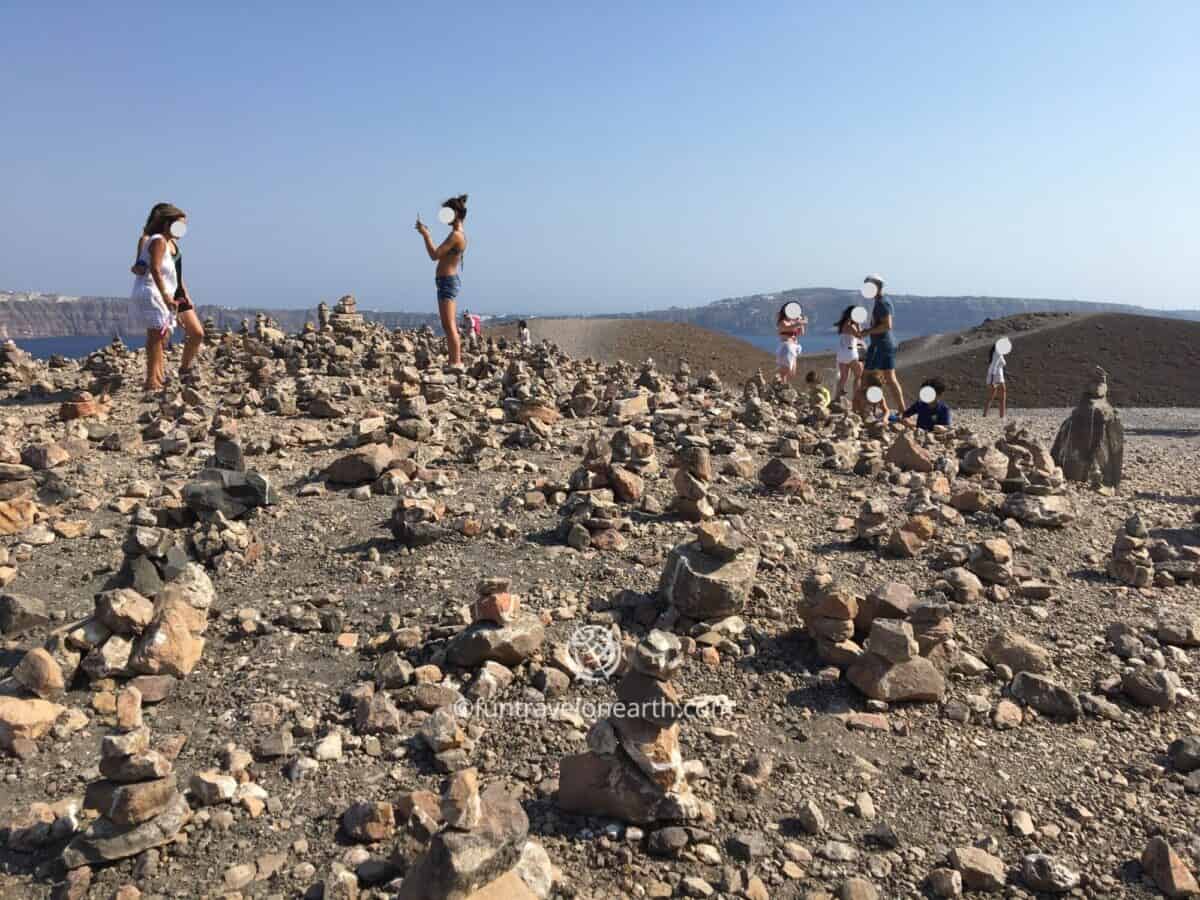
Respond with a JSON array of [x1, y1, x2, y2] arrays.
[[864, 340, 897, 371], [436, 276, 460, 303]]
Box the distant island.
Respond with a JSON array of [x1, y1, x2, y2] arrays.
[[2, 287, 1196, 343]]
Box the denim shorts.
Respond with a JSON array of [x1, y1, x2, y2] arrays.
[[436, 276, 461, 303], [864, 339, 897, 371]]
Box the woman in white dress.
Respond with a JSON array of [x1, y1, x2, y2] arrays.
[[983, 341, 1008, 418], [130, 203, 188, 391]]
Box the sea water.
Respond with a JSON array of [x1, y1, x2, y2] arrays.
[[14, 335, 149, 360]]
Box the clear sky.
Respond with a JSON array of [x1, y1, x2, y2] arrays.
[[1, 2, 1196, 314]]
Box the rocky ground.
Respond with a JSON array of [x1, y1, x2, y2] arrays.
[[0, 318, 1197, 900]]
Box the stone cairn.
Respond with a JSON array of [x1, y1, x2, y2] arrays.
[[397, 770, 553, 899], [63, 689, 190, 869], [558, 630, 707, 824], [328, 294, 366, 335], [561, 438, 631, 553], [1109, 514, 1155, 587], [59, 390, 110, 421], [799, 571, 951, 702], [612, 425, 659, 479], [1051, 365, 1124, 488], [445, 578, 545, 672], [659, 523, 759, 626], [671, 438, 715, 522], [0, 340, 39, 388], [82, 561, 215, 689]]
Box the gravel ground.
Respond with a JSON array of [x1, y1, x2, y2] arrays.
[[0, 333, 1198, 900]]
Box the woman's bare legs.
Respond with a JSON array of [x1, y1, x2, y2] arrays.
[[881, 369, 905, 414], [144, 328, 165, 391], [438, 299, 462, 366], [984, 385, 996, 416], [836, 363, 851, 399], [178, 309, 204, 373], [850, 361, 863, 401], [998, 384, 1007, 418]]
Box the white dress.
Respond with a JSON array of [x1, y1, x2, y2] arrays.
[[987, 352, 1006, 385], [130, 235, 178, 333], [836, 331, 860, 365]]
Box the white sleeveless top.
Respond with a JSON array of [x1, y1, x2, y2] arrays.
[[131, 235, 178, 301]]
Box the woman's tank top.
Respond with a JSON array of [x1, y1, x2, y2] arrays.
[[132, 235, 178, 300]]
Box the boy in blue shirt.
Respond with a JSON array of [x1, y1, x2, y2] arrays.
[[902, 378, 952, 431]]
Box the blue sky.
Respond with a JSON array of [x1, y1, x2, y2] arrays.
[[1, 2, 1196, 314]]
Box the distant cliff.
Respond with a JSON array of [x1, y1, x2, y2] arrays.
[[2, 288, 1195, 341], [635, 288, 1200, 337], [0, 292, 438, 338]]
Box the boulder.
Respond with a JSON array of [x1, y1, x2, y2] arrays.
[[0, 499, 37, 535], [1000, 493, 1075, 528], [62, 791, 190, 868], [659, 540, 759, 621], [398, 784, 529, 900], [0, 592, 47, 635], [1010, 672, 1081, 721], [984, 630, 1053, 676], [13, 648, 65, 699], [446, 618, 545, 668], [885, 432, 934, 472], [182, 468, 275, 519], [847, 655, 945, 702], [0, 697, 64, 751], [1141, 837, 1200, 898], [950, 846, 1006, 892], [326, 444, 394, 486]]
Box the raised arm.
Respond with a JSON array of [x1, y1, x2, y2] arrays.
[[416, 224, 463, 262]]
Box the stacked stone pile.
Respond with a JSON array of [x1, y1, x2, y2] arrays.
[[558, 630, 707, 824]]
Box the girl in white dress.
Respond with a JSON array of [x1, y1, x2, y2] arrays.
[[833, 305, 864, 403], [130, 203, 187, 391], [983, 341, 1008, 418]]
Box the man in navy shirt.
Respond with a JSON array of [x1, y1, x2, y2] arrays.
[[902, 378, 952, 431]]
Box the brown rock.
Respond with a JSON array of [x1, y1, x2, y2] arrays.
[[107, 776, 178, 825], [128, 606, 206, 678], [0, 696, 64, 751], [343, 800, 396, 843], [1141, 836, 1200, 898], [13, 648, 66, 699], [847, 654, 945, 702], [0, 498, 37, 535]]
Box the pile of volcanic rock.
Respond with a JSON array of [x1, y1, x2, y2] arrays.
[[1, 640, 68, 758], [560, 478, 630, 553], [659, 522, 759, 627], [1109, 512, 1200, 588], [798, 572, 953, 702], [1109, 514, 1156, 587], [670, 438, 716, 522], [74, 560, 215, 696], [63, 695, 191, 870], [567, 430, 651, 508], [445, 578, 545, 675], [59, 390, 110, 421], [758, 455, 815, 501], [558, 631, 709, 824], [0, 340, 41, 389], [393, 770, 554, 899]]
